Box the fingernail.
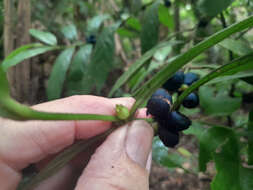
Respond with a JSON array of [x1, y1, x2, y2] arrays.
[[125, 120, 153, 167]]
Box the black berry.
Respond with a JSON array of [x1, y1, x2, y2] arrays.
[[183, 72, 199, 86], [164, 0, 171, 7], [158, 127, 179, 148], [163, 71, 185, 92], [86, 35, 96, 45], [147, 96, 171, 120], [151, 88, 172, 103], [167, 111, 191, 131], [197, 19, 209, 28], [182, 92, 199, 108]]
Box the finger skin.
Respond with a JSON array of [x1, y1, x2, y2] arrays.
[[75, 120, 154, 190], [0, 96, 135, 189]]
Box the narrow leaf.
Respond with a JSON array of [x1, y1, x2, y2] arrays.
[[29, 29, 57, 45], [109, 41, 175, 97], [47, 47, 75, 100], [2, 46, 57, 71]]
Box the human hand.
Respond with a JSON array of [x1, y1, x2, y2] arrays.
[[0, 96, 154, 190]]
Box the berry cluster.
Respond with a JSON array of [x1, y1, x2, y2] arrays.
[[147, 71, 199, 148]]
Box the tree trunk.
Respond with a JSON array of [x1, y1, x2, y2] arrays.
[[15, 0, 31, 103], [4, 0, 15, 97]]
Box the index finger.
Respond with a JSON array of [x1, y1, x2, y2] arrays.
[[0, 95, 135, 170]]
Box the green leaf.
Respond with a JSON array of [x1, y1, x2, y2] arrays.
[[2, 46, 57, 71], [183, 121, 206, 140], [86, 14, 110, 35], [141, 2, 160, 54], [206, 71, 253, 85], [158, 4, 174, 29], [88, 26, 115, 92], [0, 66, 10, 98], [67, 44, 92, 82], [29, 29, 57, 45], [132, 15, 253, 115], [126, 17, 141, 32], [152, 136, 186, 168], [130, 0, 142, 14], [61, 24, 78, 41], [219, 38, 252, 56], [210, 128, 253, 190], [248, 109, 253, 165], [199, 86, 241, 116], [47, 47, 75, 100], [109, 41, 174, 97], [197, 0, 234, 18], [198, 126, 234, 172], [65, 45, 93, 96]]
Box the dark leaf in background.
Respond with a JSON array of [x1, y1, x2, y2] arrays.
[[219, 38, 253, 56], [47, 47, 75, 100], [29, 29, 57, 45], [88, 26, 116, 92], [197, 0, 234, 18], [67, 44, 92, 82], [211, 127, 253, 190], [199, 86, 241, 116], [198, 126, 234, 172], [248, 109, 253, 165], [65, 44, 93, 96], [141, 1, 160, 54]]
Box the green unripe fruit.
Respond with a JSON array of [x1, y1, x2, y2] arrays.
[[115, 104, 130, 120]]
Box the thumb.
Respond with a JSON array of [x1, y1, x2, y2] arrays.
[[75, 120, 154, 190]]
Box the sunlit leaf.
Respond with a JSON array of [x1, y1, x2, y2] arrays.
[[2, 46, 57, 71], [29, 29, 57, 45], [61, 24, 78, 41]]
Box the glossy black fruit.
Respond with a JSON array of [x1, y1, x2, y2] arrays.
[[167, 111, 191, 131], [197, 19, 209, 28], [164, 0, 171, 7], [158, 127, 179, 148], [183, 72, 199, 86], [86, 35, 96, 44], [147, 96, 171, 120], [151, 88, 172, 103], [182, 92, 199, 108], [163, 71, 185, 91]]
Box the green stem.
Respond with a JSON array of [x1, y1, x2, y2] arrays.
[[1, 98, 119, 121]]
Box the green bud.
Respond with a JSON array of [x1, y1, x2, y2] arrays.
[[115, 104, 130, 120]]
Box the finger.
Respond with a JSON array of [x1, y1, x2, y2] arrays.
[[75, 120, 154, 190], [0, 96, 135, 171]]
